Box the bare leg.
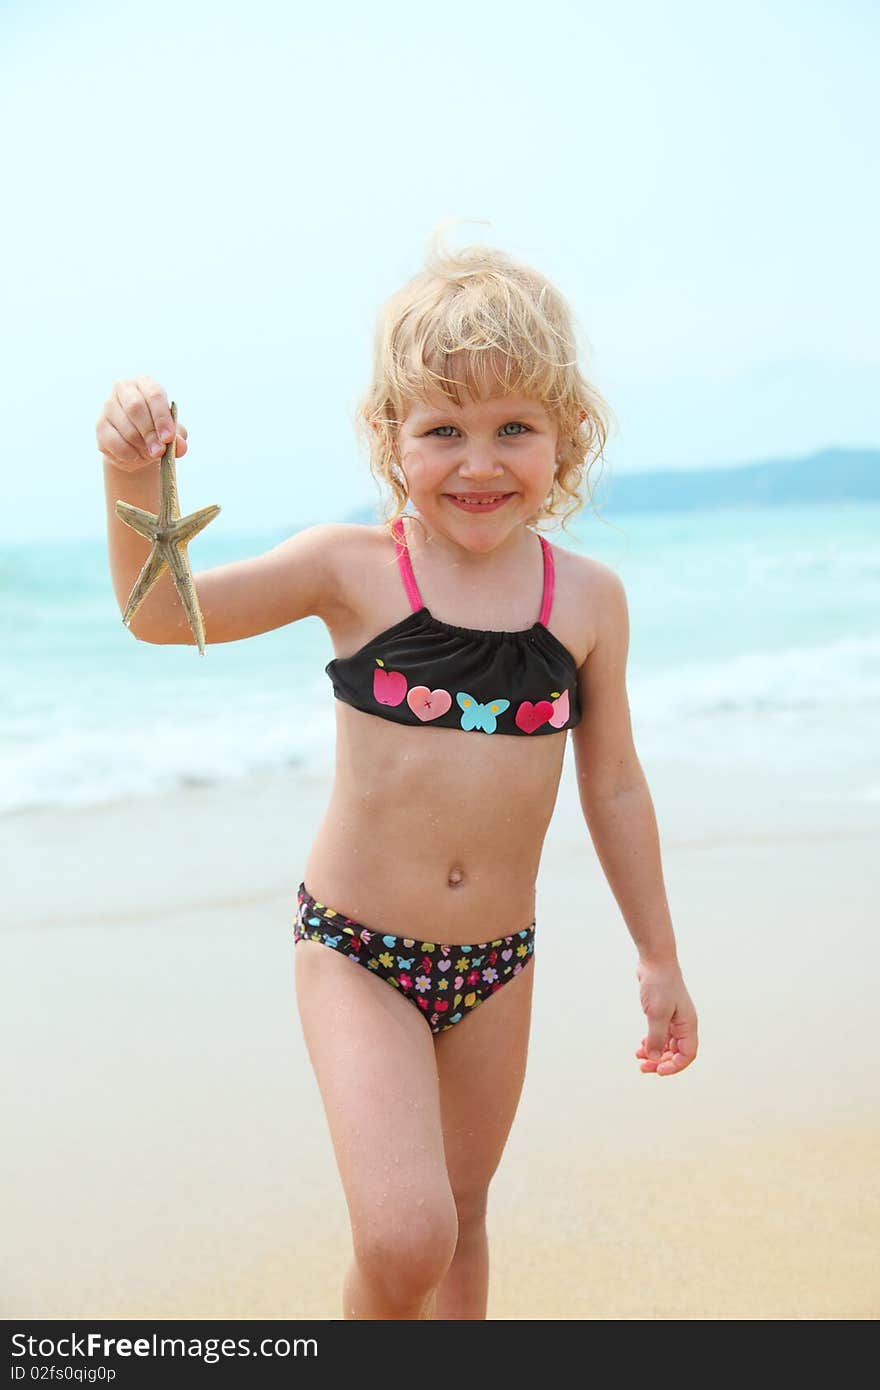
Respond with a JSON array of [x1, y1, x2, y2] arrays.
[[434, 1196, 491, 1319], [434, 958, 535, 1319], [342, 1260, 437, 1320], [294, 940, 459, 1319]]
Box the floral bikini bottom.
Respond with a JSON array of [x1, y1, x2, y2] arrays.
[[293, 882, 536, 1035]]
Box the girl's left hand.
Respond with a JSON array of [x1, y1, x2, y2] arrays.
[[634, 959, 699, 1076]]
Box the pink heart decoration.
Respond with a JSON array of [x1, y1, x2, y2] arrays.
[[515, 699, 554, 734], [407, 686, 452, 721], [438, 959, 451, 971], [549, 689, 570, 728], [501, 948, 513, 961]]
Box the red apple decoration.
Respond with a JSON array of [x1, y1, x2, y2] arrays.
[[373, 659, 408, 706]]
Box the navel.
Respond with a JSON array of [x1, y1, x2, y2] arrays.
[[446, 863, 466, 889]]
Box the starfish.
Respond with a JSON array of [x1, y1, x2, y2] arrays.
[[115, 401, 221, 656]]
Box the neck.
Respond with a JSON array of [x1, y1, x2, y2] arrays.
[[405, 512, 534, 570]]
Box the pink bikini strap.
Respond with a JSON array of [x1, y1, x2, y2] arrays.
[[391, 516, 424, 612], [537, 534, 555, 627], [392, 517, 554, 623]]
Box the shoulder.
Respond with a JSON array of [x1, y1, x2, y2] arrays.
[[549, 543, 627, 668], [295, 519, 389, 556], [305, 520, 370, 544], [317, 520, 391, 550], [318, 521, 394, 625], [267, 521, 372, 627], [562, 546, 626, 607], [328, 520, 393, 575]]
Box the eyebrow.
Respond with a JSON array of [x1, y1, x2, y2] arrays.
[[412, 404, 548, 422]]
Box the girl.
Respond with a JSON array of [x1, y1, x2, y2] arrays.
[[98, 233, 699, 1321]]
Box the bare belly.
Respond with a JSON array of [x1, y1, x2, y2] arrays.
[[302, 704, 567, 944]]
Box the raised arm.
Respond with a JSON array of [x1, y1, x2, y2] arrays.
[[105, 482, 348, 645], [98, 376, 348, 645]]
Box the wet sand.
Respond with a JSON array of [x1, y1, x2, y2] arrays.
[[3, 754, 878, 1319]]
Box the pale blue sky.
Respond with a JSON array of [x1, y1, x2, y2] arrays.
[[2, 0, 877, 540]]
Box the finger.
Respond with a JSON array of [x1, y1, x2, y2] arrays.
[[653, 1025, 698, 1075], [135, 376, 178, 448], [639, 1045, 673, 1069], [666, 1017, 698, 1064], [638, 1036, 679, 1071], [655, 1049, 695, 1076], [113, 379, 164, 456], [118, 376, 173, 457], [97, 415, 146, 470], [101, 398, 152, 466], [644, 1019, 671, 1061]]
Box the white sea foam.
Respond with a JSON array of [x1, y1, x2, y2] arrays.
[[633, 630, 880, 721], [0, 680, 338, 813], [3, 509, 878, 811], [4, 630, 875, 810]]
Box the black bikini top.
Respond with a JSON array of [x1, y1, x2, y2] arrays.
[[325, 517, 583, 736]]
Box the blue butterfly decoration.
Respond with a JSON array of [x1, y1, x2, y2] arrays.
[[456, 693, 510, 733], [396, 956, 415, 971]]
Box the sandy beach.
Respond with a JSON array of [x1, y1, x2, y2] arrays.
[[3, 750, 878, 1320]]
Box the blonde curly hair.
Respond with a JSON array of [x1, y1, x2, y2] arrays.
[[355, 222, 615, 539]]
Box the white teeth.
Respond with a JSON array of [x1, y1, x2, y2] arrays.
[[454, 494, 505, 505]]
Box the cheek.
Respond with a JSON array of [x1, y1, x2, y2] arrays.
[[521, 451, 557, 493], [400, 447, 447, 490]]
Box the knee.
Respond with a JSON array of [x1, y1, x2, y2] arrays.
[[452, 1185, 490, 1234], [353, 1197, 459, 1305]]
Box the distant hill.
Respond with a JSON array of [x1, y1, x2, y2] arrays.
[[590, 447, 879, 512], [342, 447, 879, 522]]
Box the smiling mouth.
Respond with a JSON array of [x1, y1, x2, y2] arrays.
[[445, 492, 514, 506]]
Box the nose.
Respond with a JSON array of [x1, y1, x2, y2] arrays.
[[456, 442, 506, 482]]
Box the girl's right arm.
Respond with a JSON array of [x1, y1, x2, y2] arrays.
[[98, 376, 345, 645]]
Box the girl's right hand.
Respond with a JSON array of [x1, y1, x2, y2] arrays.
[[96, 376, 188, 472]]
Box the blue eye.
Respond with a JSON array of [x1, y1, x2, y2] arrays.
[[426, 422, 530, 438]]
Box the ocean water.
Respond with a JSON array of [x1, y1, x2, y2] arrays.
[[2, 501, 878, 814]]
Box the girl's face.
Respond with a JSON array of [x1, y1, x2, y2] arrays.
[[396, 389, 559, 553]]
